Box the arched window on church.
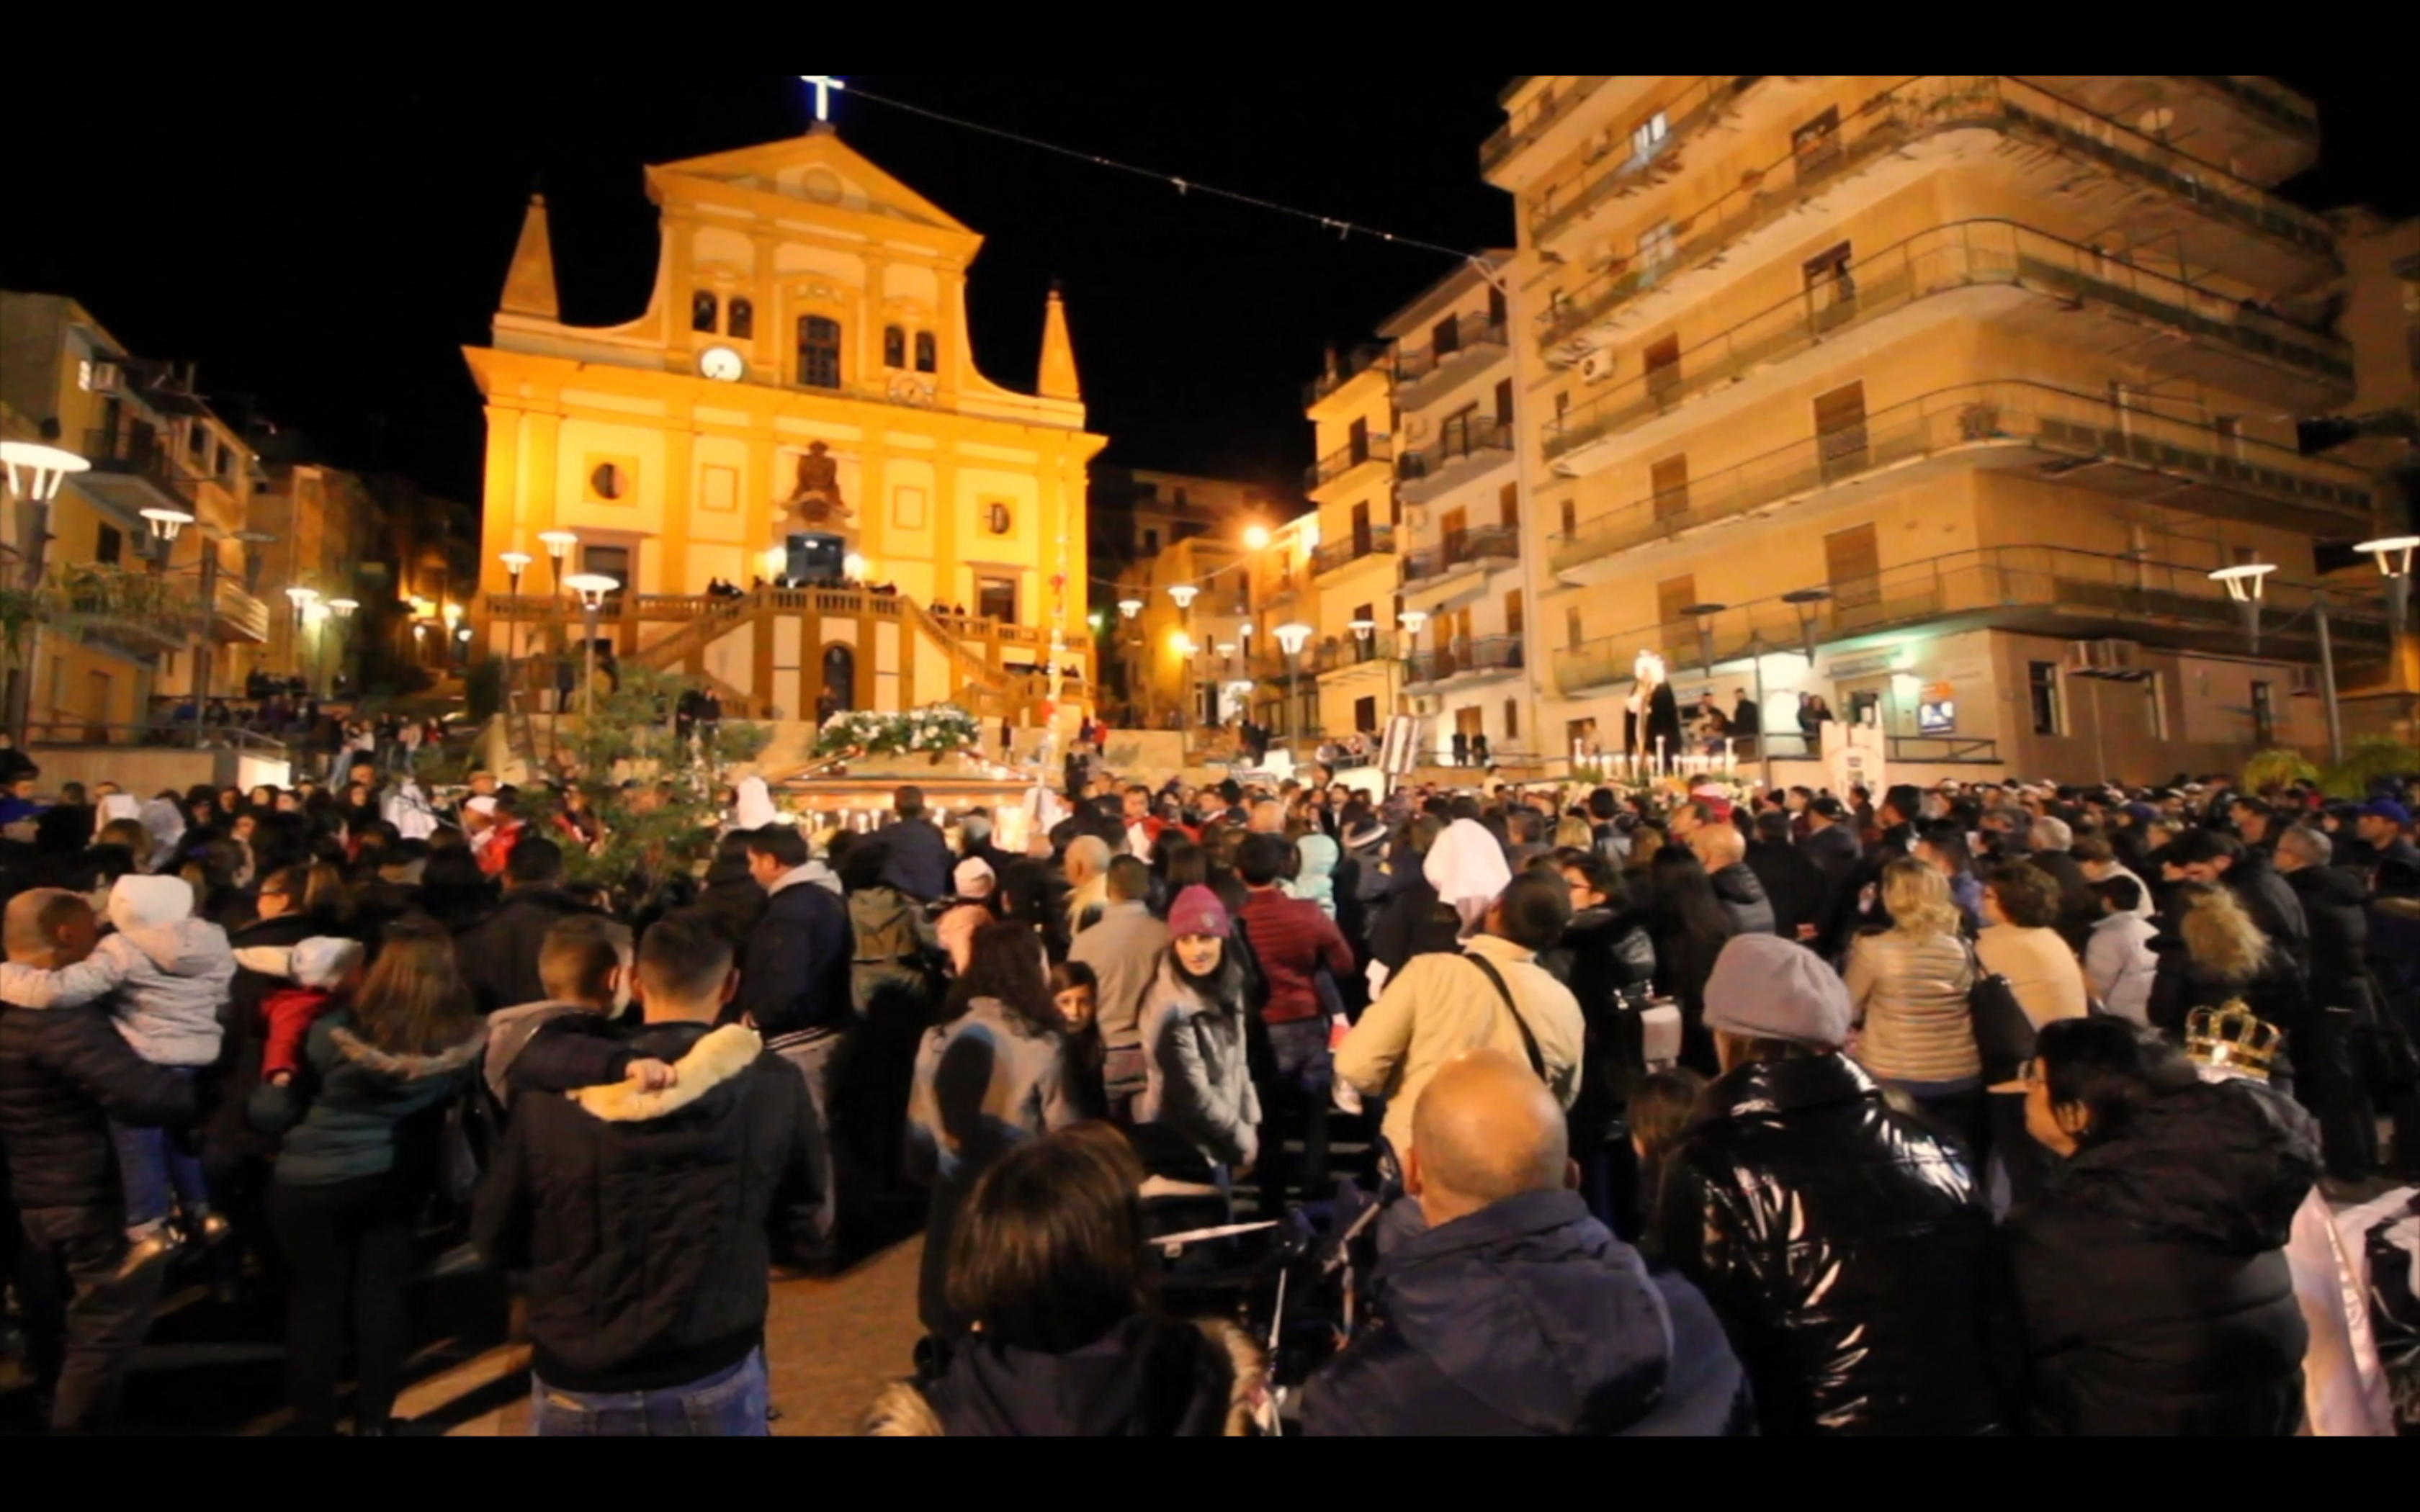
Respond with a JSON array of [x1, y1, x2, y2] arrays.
[[915, 331, 937, 374], [727, 297, 754, 341], [820, 643, 857, 719], [691, 290, 720, 333], [799, 315, 843, 390], [883, 325, 908, 370]]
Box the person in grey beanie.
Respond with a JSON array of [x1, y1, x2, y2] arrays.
[[1655, 935, 1999, 1436]]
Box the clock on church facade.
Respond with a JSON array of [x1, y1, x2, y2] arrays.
[[465, 126, 1103, 729]]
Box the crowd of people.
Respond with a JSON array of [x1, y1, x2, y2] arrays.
[[0, 734, 2415, 1436]]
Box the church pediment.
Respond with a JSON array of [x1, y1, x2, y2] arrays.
[[650, 131, 969, 235]]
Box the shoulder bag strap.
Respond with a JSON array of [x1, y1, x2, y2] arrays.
[[1464, 951, 1546, 1083]]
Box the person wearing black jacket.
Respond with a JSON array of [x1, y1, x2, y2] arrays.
[[0, 890, 199, 1434], [2274, 827, 2380, 1180], [2024, 816, 2104, 954], [733, 826, 851, 1040], [2169, 829, 2310, 978], [1536, 850, 1657, 1229], [874, 786, 954, 903], [454, 839, 604, 1014], [474, 914, 828, 1436], [1742, 811, 1832, 945], [2002, 1018, 2316, 1435]]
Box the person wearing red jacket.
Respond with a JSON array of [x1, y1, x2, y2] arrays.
[[1233, 833, 1354, 1207], [261, 938, 365, 1087]]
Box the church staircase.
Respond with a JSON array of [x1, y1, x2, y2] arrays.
[[614, 585, 1034, 722]]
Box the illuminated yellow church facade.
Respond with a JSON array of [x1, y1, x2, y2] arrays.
[[467, 125, 1103, 726]]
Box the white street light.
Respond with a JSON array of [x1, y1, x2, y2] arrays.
[[2359, 536, 2419, 628], [328, 598, 359, 619], [1243, 523, 1273, 552], [1349, 618, 1377, 639], [142, 507, 195, 544], [565, 574, 622, 727], [2209, 562, 2275, 654], [1116, 598, 1144, 620], [0, 441, 90, 742], [0, 440, 90, 503], [539, 530, 580, 593], [1167, 585, 1200, 611], [1399, 609, 1431, 637], [1273, 623, 1315, 656]]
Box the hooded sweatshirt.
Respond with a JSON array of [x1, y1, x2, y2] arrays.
[[1301, 1189, 1750, 1437], [1289, 832, 1341, 917], [0, 874, 236, 1066]]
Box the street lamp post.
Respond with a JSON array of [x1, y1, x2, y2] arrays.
[[2360, 536, 2419, 633], [565, 574, 620, 729], [1168, 585, 1199, 744], [1275, 621, 1314, 750], [143, 508, 206, 741], [1, 441, 91, 743], [328, 598, 359, 698]]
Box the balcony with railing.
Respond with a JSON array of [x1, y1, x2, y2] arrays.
[[1531, 74, 1782, 248], [1480, 74, 1617, 174], [1397, 418, 1517, 506], [2024, 76, 2321, 182], [1310, 524, 1397, 579], [1542, 220, 2356, 477], [207, 578, 271, 644], [1404, 523, 1523, 590], [1533, 75, 2339, 339], [1303, 343, 1391, 410], [80, 426, 201, 516], [1304, 433, 1395, 496], [1549, 379, 2374, 583], [1393, 312, 1510, 410], [1550, 544, 2392, 696], [1407, 634, 1526, 690]]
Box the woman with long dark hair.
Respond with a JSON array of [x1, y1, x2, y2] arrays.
[[864, 1125, 1263, 1436], [249, 917, 486, 1434], [905, 919, 1077, 1339], [1648, 846, 1736, 1074]]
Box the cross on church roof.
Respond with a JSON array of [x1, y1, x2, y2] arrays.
[[802, 75, 846, 123]]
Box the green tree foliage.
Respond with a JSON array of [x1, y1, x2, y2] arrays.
[[2321, 736, 2420, 801], [524, 665, 771, 912]]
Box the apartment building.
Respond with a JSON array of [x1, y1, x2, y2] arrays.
[[247, 459, 383, 694], [1384, 255, 1534, 764], [1300, 345, 1404, 743], [1, 292, 272, 744], [1486, 75, 2390, 783], [1112, 528, 1254, 733]]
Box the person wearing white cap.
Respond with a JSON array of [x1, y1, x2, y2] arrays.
[[1654, 934, 1998, 1436], [934, 858, 997, 977]]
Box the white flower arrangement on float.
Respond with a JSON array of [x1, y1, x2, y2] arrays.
[[813, 703, 981, 760]]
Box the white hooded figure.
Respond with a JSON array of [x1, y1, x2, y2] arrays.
[[1423, 816, 1513, 942], [382, 779, 442, 842], [732, 775, 781, 833], [138, 798, 187, 873]]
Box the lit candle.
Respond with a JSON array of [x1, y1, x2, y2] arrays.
[[1655, 737, 1667, 775]]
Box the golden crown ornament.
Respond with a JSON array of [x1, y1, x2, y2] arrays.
[[2184, 1001, 2282, 1081]]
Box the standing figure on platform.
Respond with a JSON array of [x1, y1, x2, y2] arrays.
[[1624, 652, 1684, 771], [783, 441, 853, 528]]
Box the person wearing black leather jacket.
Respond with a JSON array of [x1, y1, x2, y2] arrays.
[[1657, 935, 1999, 1436]]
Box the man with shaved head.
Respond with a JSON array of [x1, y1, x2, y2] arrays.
[[0, 890, 197, 1433], [1301, 1050, 1749, 1437], [1689, 823, 1777, 937]]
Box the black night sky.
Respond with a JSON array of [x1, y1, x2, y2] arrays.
[[2, 75, 2409, 513]]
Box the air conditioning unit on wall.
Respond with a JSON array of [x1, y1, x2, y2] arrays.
[[2287, 665, 2324, 697], [1579, 348, 1615, 384], [2066, 639, 2148, 680]]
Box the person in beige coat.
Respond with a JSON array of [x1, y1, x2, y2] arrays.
[[1336, 872, 1586, 1161]]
